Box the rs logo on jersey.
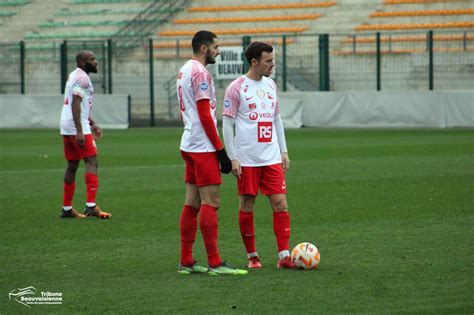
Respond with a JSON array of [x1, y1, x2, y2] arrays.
[[258, 122, 272, 142]]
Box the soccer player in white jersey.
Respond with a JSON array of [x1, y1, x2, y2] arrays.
[[59, 50, 112, 219], [176, 31, 247, 276], [223, 42, 294, 269]]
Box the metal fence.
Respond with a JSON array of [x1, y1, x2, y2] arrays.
[[0, 29, 472, 124], [0, 41, 24, 94]]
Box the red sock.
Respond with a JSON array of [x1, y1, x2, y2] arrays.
[[85, 173, 98, 205], [273, 211, 291, 252], [239, 210, 256, 255], [63, 182, 76, 207], [179, 205, 199, 266], [200, 204, 222, 268]]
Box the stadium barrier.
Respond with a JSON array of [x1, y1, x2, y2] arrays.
[[0, 91, 471, 129], [279, 91, 474, 128], [0, 94, 130, 128]]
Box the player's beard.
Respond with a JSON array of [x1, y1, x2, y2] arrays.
[[205, 51, 216, 64], [86, 63, 98, 73]]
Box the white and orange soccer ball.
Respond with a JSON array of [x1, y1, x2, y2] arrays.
[[291, 242, 320, 270]]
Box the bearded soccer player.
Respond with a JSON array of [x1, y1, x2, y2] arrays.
[[176, 30, 247, 276], [59, 50, 112, 219], [222, 42, 294, 269]]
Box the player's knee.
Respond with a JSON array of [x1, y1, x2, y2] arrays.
[[211, 198, 221, 209], [202, 196, 220, 209], [241, 205, 254, 212], [67, 160, 80, 172], [240, 196, 256, 212], [185, 197, 201, 210], [91, 159, 99, 168], [272, 198, 288, 212], [85, 156, 98, 168], [66, 165, 78, 174]]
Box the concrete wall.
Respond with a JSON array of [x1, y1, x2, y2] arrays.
[[0, 94, 129, 129], [1, 91, 472, 129], [280, 90, 474, 128]]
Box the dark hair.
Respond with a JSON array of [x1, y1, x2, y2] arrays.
[[245, 42, 273, 63], [191, 30, 217, 54], [76, 50, 93, 64]]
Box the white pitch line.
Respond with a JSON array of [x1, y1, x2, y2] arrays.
[[0, 164, 182, 175]]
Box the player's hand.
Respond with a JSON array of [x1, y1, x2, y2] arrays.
[[76, 132, 85, 147], [281, 152, 290, 173], [216, 148, 232, 174], [91, 124, 102, 140], [231, 159, 242, 179]]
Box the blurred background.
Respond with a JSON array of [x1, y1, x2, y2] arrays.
[[0, 0, 472, 126]]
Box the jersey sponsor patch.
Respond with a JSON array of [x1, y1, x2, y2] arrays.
[[224, 99, 231, 108], [257, 121, 272, 142], [249, 111, 258, 121], [200, 82, 209, 91]]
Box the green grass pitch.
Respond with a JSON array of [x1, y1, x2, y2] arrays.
[[0, 128, 473, 313]]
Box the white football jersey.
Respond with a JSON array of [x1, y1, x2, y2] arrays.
[[60, 68, 93, 135], [177, 59, 218, 152], [223, 75, 281, 166]]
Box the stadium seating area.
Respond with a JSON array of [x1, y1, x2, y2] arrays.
[[370, 8, 474, 17], [0, 0, 29, 27], [340, 33, 474, 44], [355, 21, 474, 31], [2, 0, 471, 48], [187, 2, 337, 12], [0, 0, 30, 5], [157, 1, 335, 37], [355, 0, 473, 32], [0, 0, 184, 42], [384, 0, 467, 4], [325, 0, 473, 55]]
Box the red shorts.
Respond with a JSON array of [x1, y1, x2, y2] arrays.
[[238, 163, 287, 196], [181, 151, 221, 187], [63, 134, 97, 161]]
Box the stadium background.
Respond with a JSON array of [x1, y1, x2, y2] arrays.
[[0, 0, 473, 125], [0, 0, 473, 313]]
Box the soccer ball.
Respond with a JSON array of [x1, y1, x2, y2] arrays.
[[291, 242, 320, 270]]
